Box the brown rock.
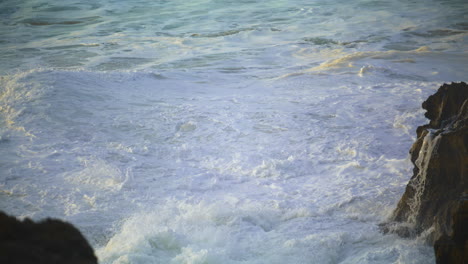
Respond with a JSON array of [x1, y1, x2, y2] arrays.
[[382, 82, 468, 264], [434, 200, 468, 264]]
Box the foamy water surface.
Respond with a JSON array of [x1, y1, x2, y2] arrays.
[[1, 0, 467, 263]]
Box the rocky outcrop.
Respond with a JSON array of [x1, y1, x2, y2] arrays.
[[382, 82, 468, 263], [0, 211, 97, 264]]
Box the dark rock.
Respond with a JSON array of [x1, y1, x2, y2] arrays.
[[382, 82, 468, 264], [0, 211, 97, 264], [434, 199, 468, 264]]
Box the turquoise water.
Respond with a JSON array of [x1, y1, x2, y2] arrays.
[[2, 0, 467, 75], [1, 0, 467, 263]]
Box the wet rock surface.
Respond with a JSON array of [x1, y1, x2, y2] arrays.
[[0, 211, 97, 264], [383, 82, 468, 263]]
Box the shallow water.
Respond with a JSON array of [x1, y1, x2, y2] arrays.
[[1, 0, 467, 263]]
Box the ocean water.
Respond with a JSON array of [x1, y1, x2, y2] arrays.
[[1, 0, 467, 263]]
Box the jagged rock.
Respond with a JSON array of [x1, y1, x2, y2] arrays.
[[382, 82, 468, 264], [0, 211, 97, 264]]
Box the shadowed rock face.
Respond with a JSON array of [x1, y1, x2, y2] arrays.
[[0, 211, 97, 264], [434, 200, 468, 264], [383, 82, 468, 264]]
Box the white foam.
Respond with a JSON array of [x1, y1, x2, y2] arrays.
[[64, 157, 127, 191], [3, 0, 467, 262], [97, 197, 434, 264], [0, 63, 441, 264]]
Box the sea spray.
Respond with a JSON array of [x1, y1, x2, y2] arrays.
[[381, 131, 443, 238], [407, 131, 441, 226], [2, 0, 467, 263]]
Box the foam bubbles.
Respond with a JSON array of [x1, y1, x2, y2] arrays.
[[98, 197, 435, 264], [3, 0, 467, 262], [64, 157, 127, 191]]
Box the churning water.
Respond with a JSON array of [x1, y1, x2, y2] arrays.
[[1, 0, 467, 263]]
